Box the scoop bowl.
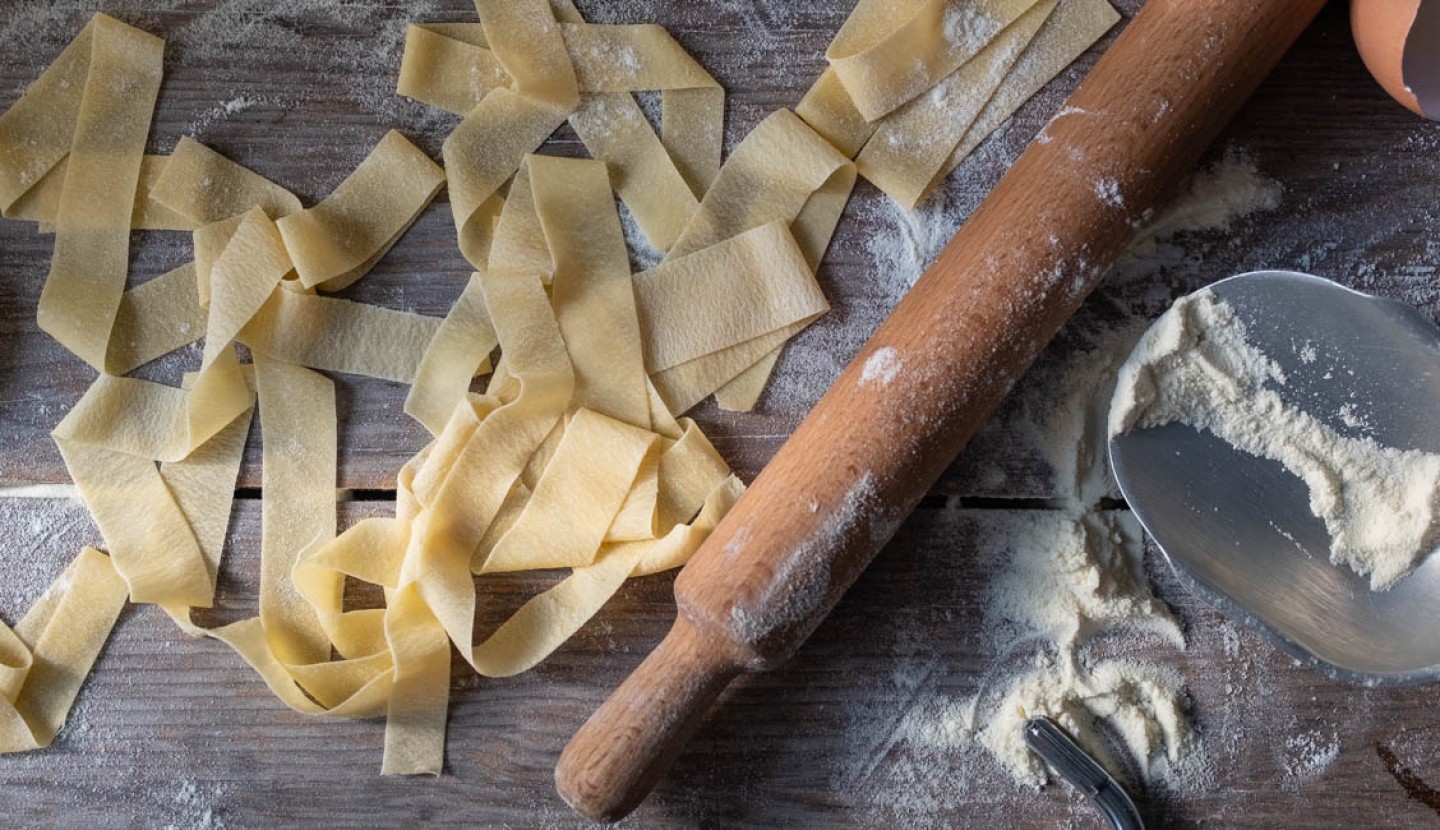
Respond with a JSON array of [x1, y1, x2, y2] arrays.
[[1109, 270, 1440, 685]]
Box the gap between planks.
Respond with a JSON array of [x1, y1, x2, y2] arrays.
[[0, 485, 1130, 511]]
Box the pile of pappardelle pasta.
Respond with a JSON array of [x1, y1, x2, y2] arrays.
[[0, 0, 1115, 774]]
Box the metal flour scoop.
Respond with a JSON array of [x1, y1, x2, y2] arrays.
[[1110, 270, 1440, 686]]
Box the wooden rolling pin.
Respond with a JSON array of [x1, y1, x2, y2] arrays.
[[557, 0, 1325, 821]]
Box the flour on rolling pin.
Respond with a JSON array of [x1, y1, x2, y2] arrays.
[[723, 472, 904, 650]]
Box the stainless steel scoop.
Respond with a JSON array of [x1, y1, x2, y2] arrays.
[[1109, 270, 1440, 686]]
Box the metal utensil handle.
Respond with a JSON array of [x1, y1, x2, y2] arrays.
[[1023, 717, 1145, 830]]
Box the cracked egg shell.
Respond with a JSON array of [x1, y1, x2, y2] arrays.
[[1352, 0, 1440, 119]]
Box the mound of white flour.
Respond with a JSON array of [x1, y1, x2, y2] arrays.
[[1110, 288, 1440, 590]]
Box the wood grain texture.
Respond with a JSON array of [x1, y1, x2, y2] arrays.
[[3, 0, 1440, 827]]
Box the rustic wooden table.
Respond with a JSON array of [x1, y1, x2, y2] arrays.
[[3, 1, 1440, 827]]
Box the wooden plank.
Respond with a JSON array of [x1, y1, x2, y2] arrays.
[[0, 496, 1437, 827]]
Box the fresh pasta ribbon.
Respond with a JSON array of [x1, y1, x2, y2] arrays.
[[828, 0, 1044, 123], [440, 0, 578, 268], [528, 155, 651, 428], [641, 220, 830, 415], [932, 0, 1120, 193], [150, 136, 302, 225], [33, 14, 163, 372], [276, 130, 445, 292], [0, 548, 130, 753], [651, 109, 852, 412], [108, 262, 207, 376], [401, 13, 724, 253], [855, 0, 1059, 208], [11, 155, 195, 232], [255, 356, 342, 664], [403, 273, 498, 435], [239, 289, 444, 384], [668, 109, 856, 270], [0, 17, 93, 214], [799, 0, 1117, 207], [0, 0, 1113, 774]]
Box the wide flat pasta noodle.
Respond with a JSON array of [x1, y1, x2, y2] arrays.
[[488, 158, 553, 278], [55, 438, 215, 608], [34, 15, 164, 371], [569, 92, 699, 251], [277, 130, 445, 291], [159, 383, 255, 612], [855, 0, 1058, 208], [436, 1, 580, 269], [401, 19, 722, 251], [827, 0, 1041, 122], [404, 273, 498, 435], [239, 289, 444, 384], [444, 89, 567, 269], [637, 221, 829, 413], [193, 214, 246, 310], [10, 155, 195, 232], [484, 408, 655, 572], [528, 154, 651, 427], [652, 111, 849, 411], [0, 548, 129, 753], [478, 0, 579, 107], [151, 136, 302, 225], [204, 208, 295, 367], [54, 345, 251, 463], [108, 263, 207, 375], [397, 24, 510, 115], [652, 321, 809, 415], [669, 108, 855, 269], [0, 18, 94, 213], [931, 0, 1119, 195], [255, 356, 339, 665]]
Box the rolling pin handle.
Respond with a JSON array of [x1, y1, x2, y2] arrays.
[[556, 615, 742, 823]]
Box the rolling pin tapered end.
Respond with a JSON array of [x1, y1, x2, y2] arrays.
[[556, 616, 744, 823]]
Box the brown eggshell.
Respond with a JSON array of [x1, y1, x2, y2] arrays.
[[1352, 0, 1425, 117]]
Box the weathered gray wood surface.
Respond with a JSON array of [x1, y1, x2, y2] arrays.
[[4, 0, 1440, 827]]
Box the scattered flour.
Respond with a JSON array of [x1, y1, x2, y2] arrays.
[[1297, 340, 1318, 364], [617, 199, 664, 272], [972, 651, 1190, 788], [942, 6, 1002, 54], [954, 501, 1192, 790], [859, 347, 902, 388], [162, 777, 227, 830], [1280, 727, 1340, 788], [859, 326, 1200, 804], [1111, 289, 1440, 590], [861, 189, 970, 291], [1095, 177, 1123, 208], [1120, 147, 1284, 265]]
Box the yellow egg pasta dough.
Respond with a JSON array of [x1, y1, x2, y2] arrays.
[[0, 0, 1107, 775]]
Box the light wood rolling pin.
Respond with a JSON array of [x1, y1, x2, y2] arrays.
[[558, 0, 1325, 821]]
